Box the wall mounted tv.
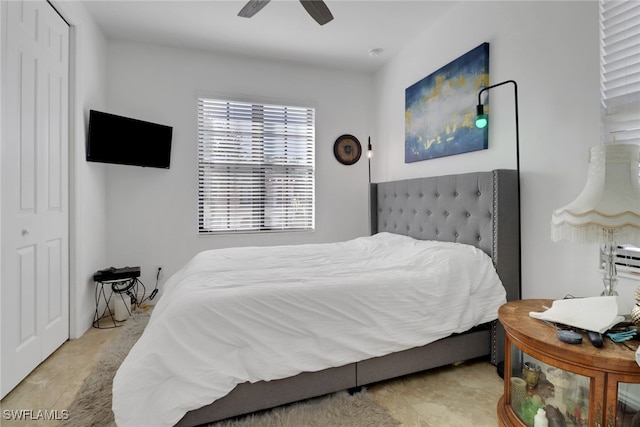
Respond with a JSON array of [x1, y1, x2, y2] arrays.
[[86, 110, 173, 169]]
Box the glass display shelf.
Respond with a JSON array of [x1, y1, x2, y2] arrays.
[[509, 345, 591, 426], [617, 383, 640, 425]]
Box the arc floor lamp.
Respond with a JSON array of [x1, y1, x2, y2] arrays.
[[475, 79, 522, 379], [475, 79, 522, 296]]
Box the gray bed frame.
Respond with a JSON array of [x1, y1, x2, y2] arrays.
[[175, 169, 520, 427]]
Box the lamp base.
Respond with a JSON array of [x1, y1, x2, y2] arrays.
[[601, 236, 618, 297]]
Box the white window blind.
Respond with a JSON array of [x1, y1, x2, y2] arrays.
[[198, 98, 315, 234], [600, 0, 640, 276], [617, 245, 640, 274], [600, 0, 640, 144], [601, 245, 640, 275]]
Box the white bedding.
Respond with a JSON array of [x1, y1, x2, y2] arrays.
[[112, 232, 506, 427]]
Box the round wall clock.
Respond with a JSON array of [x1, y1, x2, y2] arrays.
[[333, 134, 362, 165]]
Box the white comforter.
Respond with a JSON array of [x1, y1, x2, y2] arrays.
[[112, 233, 506, 427]]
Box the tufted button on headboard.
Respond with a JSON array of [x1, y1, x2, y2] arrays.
[[370, 169, 521, 366], [374, 171, 494, 255], [371, 169, 519, 298]]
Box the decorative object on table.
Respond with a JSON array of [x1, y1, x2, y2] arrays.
[[510, 377, 527, 412], [632, 287, 640, 327], [545, 367, 570, 415], [522, 361, 542, 391], [534, 407, 549, 427], [551, 143, 640, 296], [565, 383, 589, 426], [544, 405, 567, 427], [535, 379, 555, 399], [520, 395, 544, 426], [333, 134, 362, 165], [404, 42, 489, 163]]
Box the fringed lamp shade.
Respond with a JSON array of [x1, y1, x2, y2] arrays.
[[551, 144, 640, 245], [551, 143, 640, 296]]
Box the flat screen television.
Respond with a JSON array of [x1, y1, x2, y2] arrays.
[[86, 110, 173, 169]]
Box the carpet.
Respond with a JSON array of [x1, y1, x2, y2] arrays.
[[61, 309, 400, 427], [209, 390, 400, 427]]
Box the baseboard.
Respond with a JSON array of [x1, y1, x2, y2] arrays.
[[72, 305, 97, 339]]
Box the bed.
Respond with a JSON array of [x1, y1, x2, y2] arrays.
[[112, 169, 520, 427]]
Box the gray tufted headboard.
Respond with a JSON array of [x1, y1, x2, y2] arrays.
[[370, 169, 521, 364]]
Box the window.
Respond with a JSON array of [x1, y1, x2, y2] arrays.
[[197, 98, 315, 234], [599, 0, 640, 275], [616, 245, 640, 274], [600, 0, 640, 145]]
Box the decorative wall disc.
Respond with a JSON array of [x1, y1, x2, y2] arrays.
[[333, 134, 361, 165]]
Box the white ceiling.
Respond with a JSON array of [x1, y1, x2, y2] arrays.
[[81, 0, 458, 73]]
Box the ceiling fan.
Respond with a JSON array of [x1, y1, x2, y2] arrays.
[[238, 0, 334, 26]]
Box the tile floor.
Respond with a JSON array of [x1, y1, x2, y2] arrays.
[[368, 360, 503, 426], [0, 322, 503, 426]]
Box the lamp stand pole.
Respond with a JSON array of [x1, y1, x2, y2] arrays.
[[368, 137, 373, 235], [367, 137, 372, 184]]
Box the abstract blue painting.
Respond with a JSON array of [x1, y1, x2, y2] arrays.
[[405, 42, 489, 163]]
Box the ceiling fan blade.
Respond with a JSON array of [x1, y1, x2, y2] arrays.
[[299, 0, 334, 25], [238, 0, 271, 18]]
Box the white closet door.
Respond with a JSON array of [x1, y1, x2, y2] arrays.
[[1, 0, 70, 398]]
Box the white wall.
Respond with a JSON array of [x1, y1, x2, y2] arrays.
[[372, 2, 636, 303], [97, 1, 637, 312], [53, 1, 109, 337], [104, 42, 373, 290]]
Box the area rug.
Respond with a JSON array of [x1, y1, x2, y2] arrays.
[[209, 390, 400, 427], [61, 309, 400, 427]]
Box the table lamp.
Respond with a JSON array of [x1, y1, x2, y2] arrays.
[[551, 143, 640, 296]]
